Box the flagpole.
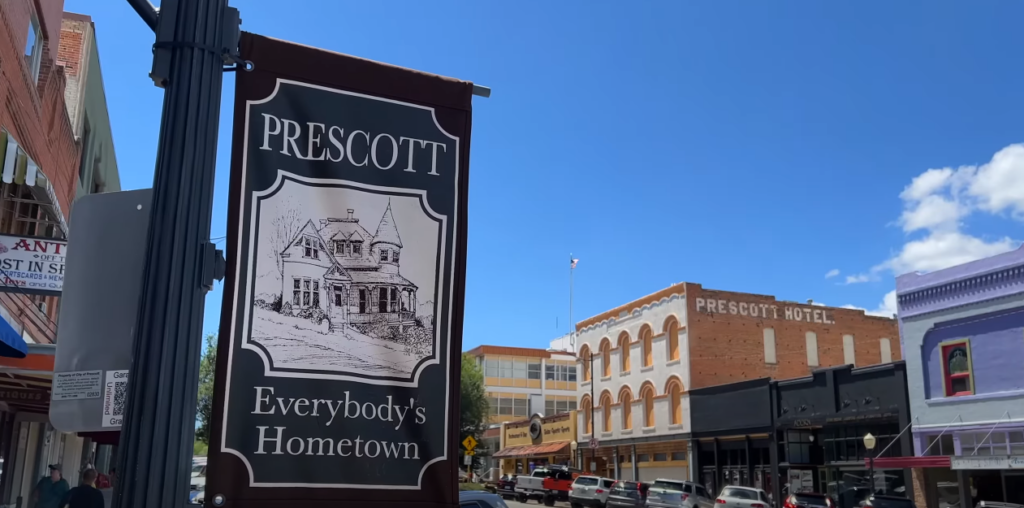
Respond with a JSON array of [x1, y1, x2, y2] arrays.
[[569, 253, 574, 352]]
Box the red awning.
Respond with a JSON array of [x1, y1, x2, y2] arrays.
[[493, 442, 569, 458], [865, 456, 951, 469]]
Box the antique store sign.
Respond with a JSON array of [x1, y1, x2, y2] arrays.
[[208, 32, 473, 506]]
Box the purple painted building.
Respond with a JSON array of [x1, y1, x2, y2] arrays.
[[896, 245, 1024, 507]]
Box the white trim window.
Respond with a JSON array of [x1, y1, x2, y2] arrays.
[[302, 236, 319, 259], [292, 277, 317, 308]]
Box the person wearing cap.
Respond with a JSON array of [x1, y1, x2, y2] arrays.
[[59, 468, 104, 508], [31, 465, 69, 508]]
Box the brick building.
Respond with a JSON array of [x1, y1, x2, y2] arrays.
[[575, 282, 900, 482], [0, 3, 120, 504]]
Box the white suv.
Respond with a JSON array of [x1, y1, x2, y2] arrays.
[[570, 475, 615, 508]]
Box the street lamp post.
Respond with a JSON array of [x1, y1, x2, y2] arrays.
[[863, 433, 877, 495]]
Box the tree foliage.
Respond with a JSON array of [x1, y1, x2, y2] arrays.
[[195, 333, 217, 444], [459, 354, 489, 452]]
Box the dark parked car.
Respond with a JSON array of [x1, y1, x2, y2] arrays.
[[494, 475, 517, 499], [460, 490, 512, 508], [859, 495, 916, 508], [607, 480, 650, 507], [784, 493, 836, 508]]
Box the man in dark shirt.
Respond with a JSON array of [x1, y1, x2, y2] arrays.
[[32, 465, 69, 508], [60, 469, 104, 508]]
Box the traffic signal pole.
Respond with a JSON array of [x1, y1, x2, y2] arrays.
[[114, 1, 237, 507]]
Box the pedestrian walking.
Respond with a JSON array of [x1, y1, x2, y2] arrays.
[[59, 469, 104, 508], [31, 465, 69, 508]]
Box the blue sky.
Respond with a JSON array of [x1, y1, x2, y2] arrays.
[[66, 1, 1024, 350]]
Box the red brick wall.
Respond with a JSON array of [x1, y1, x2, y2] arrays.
[[0, 0, 81, 343], [0, 0, 79, 221], [686, 283, 901, 389]]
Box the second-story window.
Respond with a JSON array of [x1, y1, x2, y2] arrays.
[[942, 339, 974, 396], [380, 248, 389, 261], [25, 14, 43, 83], [303, 237, 318, 259]]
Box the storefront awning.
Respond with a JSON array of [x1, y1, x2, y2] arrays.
[[0, 317, 27, 358], [494, 441, 569, 458], [865, 456, 951, 469]]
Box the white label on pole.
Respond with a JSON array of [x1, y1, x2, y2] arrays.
[[52, 370, 102, 400], [464, 455, 472, 466], [101, 370, 129, 428]]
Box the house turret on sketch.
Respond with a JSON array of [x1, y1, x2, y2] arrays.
[[279, 201, 419, 334]]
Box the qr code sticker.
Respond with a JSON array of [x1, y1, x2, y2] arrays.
[[102, 370, 129, 427], [112, 380, 127, 416]]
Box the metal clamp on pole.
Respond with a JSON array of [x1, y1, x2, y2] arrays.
[[200, 243, 226, 291]]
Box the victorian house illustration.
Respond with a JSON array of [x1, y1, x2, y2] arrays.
[[279, 202, 419, 332]]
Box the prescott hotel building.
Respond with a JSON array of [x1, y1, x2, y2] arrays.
[[575, 282, 900, 482]]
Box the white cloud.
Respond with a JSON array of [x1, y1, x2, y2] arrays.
[[825, 269, 840, 279], [843, 274, 870, 284], [883, 231, 1016, 274], [900, 168, 954, 201], [839, 143, 1024, 318], [842, 290, 897, 318], [884, 143, 1023, 277], [899, 194, 965, 233], [869, 290, 898, 317], [967, 144, 1024, 218]]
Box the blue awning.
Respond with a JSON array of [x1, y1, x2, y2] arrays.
[[0, 317, 28, 359]]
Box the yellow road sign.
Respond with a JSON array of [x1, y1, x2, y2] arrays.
[[464, 450, 475, 456], [462, 436, 478, 450]]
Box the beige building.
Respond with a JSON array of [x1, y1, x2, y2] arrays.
[[466, 345, 578, 424], [465, 345, 578, 474]]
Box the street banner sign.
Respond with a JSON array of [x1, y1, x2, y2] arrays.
[[208, 32, 474, 508]]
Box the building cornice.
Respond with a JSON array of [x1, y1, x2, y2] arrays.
[[897, 248, 1024, 319]]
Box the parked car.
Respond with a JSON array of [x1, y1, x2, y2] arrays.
[[459, 490, 512, 508], [493, 474, 517, 499], [858, 495, 916, 508], [515, 468, 553, 503], [541, 466, 579, 505], [606, 480, 650, 507], [715, 486, 772, 508], [569, 475, 614, 508], [647, 479, 714, 508], [190, 465, 206, 497], [784, 493, 835, 508]]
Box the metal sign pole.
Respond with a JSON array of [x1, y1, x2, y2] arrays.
[[114, 0, 236, 507]]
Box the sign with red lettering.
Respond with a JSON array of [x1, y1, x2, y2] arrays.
[[0, 234, 66, 296]]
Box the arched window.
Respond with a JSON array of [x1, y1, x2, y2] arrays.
[[600, 338, 612, 378], [666, 377, 685, 425], [639, 382, 656, 428], [640, 325, 654, 368], [579, 345, 592, 382], [619, 386, 633, 431], [618, 332, 631, 373], [664, 316, 680, 362], [600, 390, 613, 433], [580, 395, 593, 434]]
